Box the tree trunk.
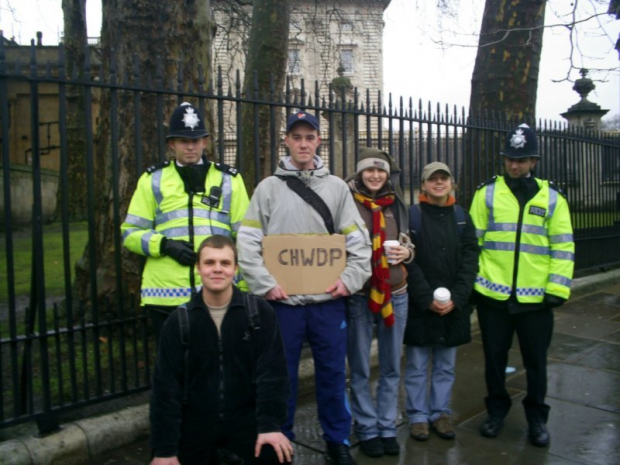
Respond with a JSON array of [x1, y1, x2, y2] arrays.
[[73, 0, 215, 310], [470, 0, 545, 122], [57, 0, 88, 221], [240, 0, 291, 193], [464, 0, 546, 202]]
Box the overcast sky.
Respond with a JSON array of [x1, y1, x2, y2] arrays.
[[1, 0, 618, 123], [383, 0, 620, 123]]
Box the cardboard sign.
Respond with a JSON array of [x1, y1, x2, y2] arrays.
[[263, 234, 346, 295]]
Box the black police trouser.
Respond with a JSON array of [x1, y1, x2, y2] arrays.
[[476, 302, 554, 424], [145, 305, 178, 346], [178, 409, 281, 465]]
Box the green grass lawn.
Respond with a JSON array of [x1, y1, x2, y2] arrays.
[[0, 222, 89, 301], [0, 223, 156, 418], [572, 211, 620, 229]]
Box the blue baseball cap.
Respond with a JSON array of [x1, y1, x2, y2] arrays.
[[286, 112, 320, 133]]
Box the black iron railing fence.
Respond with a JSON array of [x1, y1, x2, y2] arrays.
[[1, 41, 619, 433]]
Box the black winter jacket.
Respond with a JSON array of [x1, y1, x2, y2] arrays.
[[404, 202, 480, 347], [149, 287, 290, 458]]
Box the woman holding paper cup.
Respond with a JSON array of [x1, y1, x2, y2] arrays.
[[404, 162, 479, 442], [345, 148, 414, 458]]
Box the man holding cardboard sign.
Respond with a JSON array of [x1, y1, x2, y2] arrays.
[[238, 112, 371, 465]]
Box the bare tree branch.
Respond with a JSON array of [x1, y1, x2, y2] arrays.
[[432, 11, 612, 49], [430, 0, 617, 83]]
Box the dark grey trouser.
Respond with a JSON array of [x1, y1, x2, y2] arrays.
[[477, 302, 554, 424]]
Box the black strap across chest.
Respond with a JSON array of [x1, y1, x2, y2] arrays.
[[275, 175, 335, 234]]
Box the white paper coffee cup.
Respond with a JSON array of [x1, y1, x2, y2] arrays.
[[434, 287, 451, 304], [383, 240, 400, 264]]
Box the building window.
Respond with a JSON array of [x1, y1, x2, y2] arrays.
[[341, 23, 353, 33], [288, 49, 301, 75], [340, 49, 354, 74]]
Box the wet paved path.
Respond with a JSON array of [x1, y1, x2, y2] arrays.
[[95, 284, 620, 464]]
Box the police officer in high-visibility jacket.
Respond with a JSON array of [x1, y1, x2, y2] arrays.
[[470, 124, 574, 448], [121, 102, 250, 342]]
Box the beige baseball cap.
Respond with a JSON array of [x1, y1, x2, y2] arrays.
[[421, 162, 452, 182]]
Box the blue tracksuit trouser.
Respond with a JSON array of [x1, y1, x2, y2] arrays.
[[271, 298, 351, 445]]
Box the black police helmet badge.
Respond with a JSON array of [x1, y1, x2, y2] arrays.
[[500, 123, 540, 159], [167, 102, 209, 140]]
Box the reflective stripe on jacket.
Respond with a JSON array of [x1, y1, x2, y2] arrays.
[[121, 162, 249, 306], [469, 175, 574, 303]]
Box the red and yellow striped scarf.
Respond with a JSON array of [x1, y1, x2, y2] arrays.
[[354, 192, 395, 327]]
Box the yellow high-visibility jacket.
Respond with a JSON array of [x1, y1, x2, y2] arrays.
[[121, 160, 249, 306], [469, 175, 574, 303]]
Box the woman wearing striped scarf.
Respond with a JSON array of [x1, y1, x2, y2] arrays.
[[345, 148, 414, 458]]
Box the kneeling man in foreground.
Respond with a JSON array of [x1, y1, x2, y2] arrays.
[[150, 235, 292, 465]]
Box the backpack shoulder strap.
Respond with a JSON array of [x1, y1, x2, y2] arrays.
[[408, 204, 422, 246], [453, 204, 466, 237], [275, 175, 335, 234], [177, 304, 190, 405], [242, 293, 262, 383], [244, 293, 261, 333]]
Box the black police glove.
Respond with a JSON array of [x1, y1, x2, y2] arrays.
[[160, 238, 196, 266], [544, 293, 566, 309]]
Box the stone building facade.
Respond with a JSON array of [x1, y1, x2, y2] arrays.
[[213, 0, 391, 134], [1, 45, 69, 170], [0, 39, 100, 225]]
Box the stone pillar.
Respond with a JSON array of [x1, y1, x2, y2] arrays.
[[560, 69, 611, 210], [560, 69, 609, 129]]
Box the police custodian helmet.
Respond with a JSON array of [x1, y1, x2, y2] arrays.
[[500, 123, 540, 159], [167, 102, 209, 140]]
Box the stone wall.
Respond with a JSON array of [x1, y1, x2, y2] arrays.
[[0, 164, 59, 227]]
